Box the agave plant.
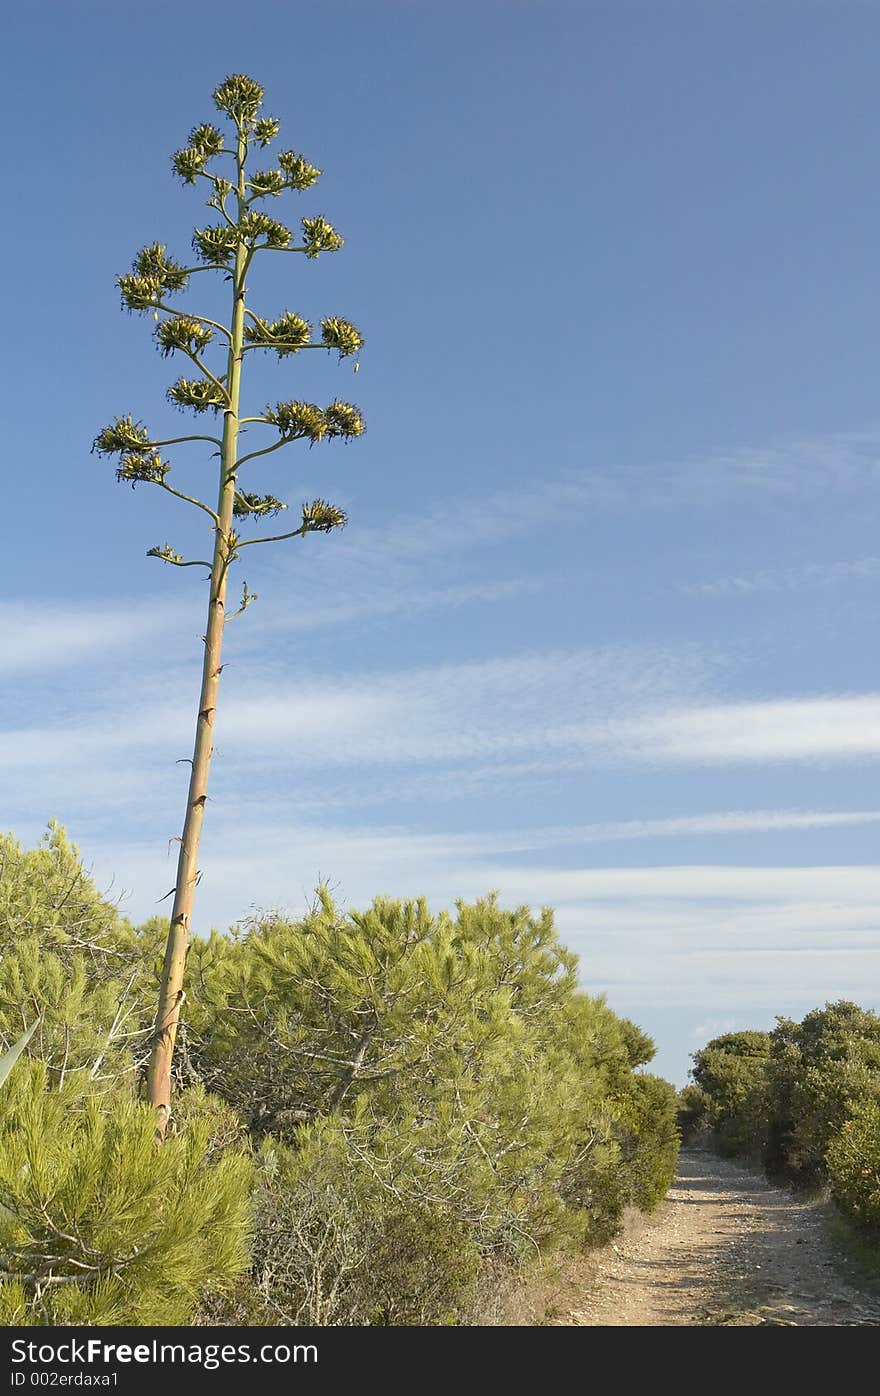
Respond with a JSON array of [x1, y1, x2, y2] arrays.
[[94, 74, 366, 1135]]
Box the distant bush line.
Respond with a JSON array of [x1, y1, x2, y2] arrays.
[[679, 1002, 880, 1237]]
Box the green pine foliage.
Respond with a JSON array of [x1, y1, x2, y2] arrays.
[[2, 827, 680, 1325], [188, 891, 680, 1318], [0, 829, 249, 1325], [0, 826, 157, 1087], [619, 1073, 681, 1212], [0, 823, 128, 959], [0, 1064, 251, 1324]]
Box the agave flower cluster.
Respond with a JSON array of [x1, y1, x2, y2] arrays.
[[244, 312, 364, 361], [118, 244, 189, 313], [93, 416, 169, 488], [233, 492, 285, 519], [156, 316, 213, 358], [302, 499, 348, 533], [97, 72, 366, 558], [265, 399, 365, 444]]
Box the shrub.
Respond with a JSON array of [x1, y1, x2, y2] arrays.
[[764, 1003, 880, 1181], [0, 824, 128, 960], [621, 1073, 680, 1211], [0, 1064, 252, 1324], [205, 1127, 482, 1326], [676, 1084, 710, 1144], [826, 1100, 880, 1231], [689, 1001, 880, 1254], [192, 895, 677, 1254], [0, 826, 159, 1089]]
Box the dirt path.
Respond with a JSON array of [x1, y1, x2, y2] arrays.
[[556, 1151, 880, 1326]]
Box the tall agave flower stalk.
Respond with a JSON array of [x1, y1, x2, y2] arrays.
[[94, 74, 365, 1136]]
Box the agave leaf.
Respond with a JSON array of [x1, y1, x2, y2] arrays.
[[0, 1019, 40, 1090]]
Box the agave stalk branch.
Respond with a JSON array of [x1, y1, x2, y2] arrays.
[[241, 342, 327, 355], [152, 480, 221, 522], [178, 349, 231, 407], [153, 557, 214, 571], [154, 302, 232, 341], [147, 434, 224, 451], [235, 523, 308, 549], [234, 436, 300, 468]]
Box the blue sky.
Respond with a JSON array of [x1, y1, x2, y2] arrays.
[[3, 0, 880, 1082]]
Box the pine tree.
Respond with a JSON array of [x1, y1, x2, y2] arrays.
[[0, 1063, 251, 1324], [0, 827, 154, 1089], [188, 894, 671, 1258], [93, 76, 365, 1134]]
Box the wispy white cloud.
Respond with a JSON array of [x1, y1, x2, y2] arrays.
[[506, 808, 880, 846], [480, 862, 880, 904], [243, 426, 880, 637], [0, 641, 714, 833], [6, 428, 880, 683], [88, 811, 880, 923], [0, 598, 189, 679], [160, 807, 880, 870], [4, 654, 880, 821], [0, 575, 542, 683], [254, 576, 546, 632], [212, 687, 880, 772], [668, 430, 880, 500], [685, 556, 880, 599], [244, 478, 585, 638], [80, 812, 880, 1016], [691, 1017, 737, 1042], [614, 696, 880, 765], [212, 642, 714, 766]]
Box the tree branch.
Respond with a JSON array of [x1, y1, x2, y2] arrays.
[[211, 197, 238, 231], [176, 346, 231, 407], [147, 434, 223, 450], [235, 524, 308, 550], [225, 580, 258, 622], [241, 341, 328, 355], [235, 435, 303, 468], [148, 553, 213, 571], [152, 479, 221, 523], [154, 301, 232, 341], [177, 264, 226, 278]]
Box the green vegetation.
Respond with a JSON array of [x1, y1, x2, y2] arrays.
[[0, 828, 679, 1325], [682, 1002, 880, 1236]]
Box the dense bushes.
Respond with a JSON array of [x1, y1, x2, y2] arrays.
[[0, 827, 679, 1324], [187, 891, 680, 1321], [684, 1002, 880, 1237]]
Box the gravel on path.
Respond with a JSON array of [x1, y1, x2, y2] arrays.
[[556, 1150, 880, 1327]]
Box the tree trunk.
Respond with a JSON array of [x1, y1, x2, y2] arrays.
[[145, 137, 247, 1135]]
